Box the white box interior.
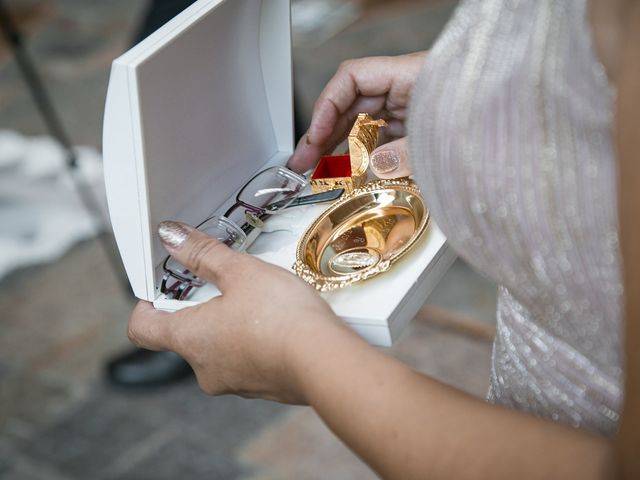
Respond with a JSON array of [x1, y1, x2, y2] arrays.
[[103, 0, 455, 346]]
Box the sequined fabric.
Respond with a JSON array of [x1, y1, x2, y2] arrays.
[[409, 0, 623, 436]]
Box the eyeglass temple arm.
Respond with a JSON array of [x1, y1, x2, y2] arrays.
[[266, 189, 345, 211]]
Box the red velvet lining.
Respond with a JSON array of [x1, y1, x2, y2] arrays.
[[311, 154, 352, 180]]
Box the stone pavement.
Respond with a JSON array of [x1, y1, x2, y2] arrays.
[[0, 246, 494, 479], [0, 1, 500, 478]]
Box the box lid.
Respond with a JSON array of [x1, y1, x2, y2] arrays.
[[103, 0, 294, 300]]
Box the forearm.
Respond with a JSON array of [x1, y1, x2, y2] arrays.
[[290, 320, 613, 480]]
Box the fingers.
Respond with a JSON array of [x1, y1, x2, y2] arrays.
[[128, 301, 177, 351], [288, 53, 427, 174], [158, 221, 243, 291], [306, 53, 425, 148], [369, 137, 413, 178], [288, 130, 327, 174], [288, 94, 387, 173], [288, 56, 399, 173], [128, 300, 225, 364]]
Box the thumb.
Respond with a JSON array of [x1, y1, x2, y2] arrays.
[[158, 220, 242, 292], [369, 137, 412, 179]]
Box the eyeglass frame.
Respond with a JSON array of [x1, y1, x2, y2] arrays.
[[159, 166, 342, 300]]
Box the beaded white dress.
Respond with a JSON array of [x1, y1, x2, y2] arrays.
[[409, 0, 623, 436]]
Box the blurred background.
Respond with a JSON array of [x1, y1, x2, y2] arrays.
[[0, 0, 498, 478]]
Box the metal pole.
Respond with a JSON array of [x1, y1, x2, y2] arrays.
[[0, 0, 132, 297]]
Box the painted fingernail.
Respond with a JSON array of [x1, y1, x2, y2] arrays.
[[158, 221, 192, 250], [371, 150, 399, 174]]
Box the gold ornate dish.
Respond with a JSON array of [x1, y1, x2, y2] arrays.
[[293, 178, 430, 291]]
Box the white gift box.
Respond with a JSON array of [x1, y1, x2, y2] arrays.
[[102, 0, 455, 346]]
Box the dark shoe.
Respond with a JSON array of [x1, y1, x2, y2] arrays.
[[106, 348, 193, 388]]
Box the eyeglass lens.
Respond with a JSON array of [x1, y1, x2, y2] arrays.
[[163, 216, 246, 288], [238, 166, 306, 212], [163, 167, 307, 297]]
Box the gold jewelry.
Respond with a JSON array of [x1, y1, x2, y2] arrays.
[[310, 113, 388, 194]]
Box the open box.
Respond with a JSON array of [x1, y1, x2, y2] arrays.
[[102, 0, 455, 346]]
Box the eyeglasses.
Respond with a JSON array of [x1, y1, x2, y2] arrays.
[[160, 166, 342, 300]]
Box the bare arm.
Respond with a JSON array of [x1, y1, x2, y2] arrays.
[[131, 225, 613, 480], [290, 314, 612, 480]]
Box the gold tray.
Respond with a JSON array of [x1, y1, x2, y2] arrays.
[[293, 179, 430, 291]]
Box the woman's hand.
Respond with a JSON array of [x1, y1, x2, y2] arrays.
[[127, 221, 348, 404], [288, 52, 427, 178], [127, 225, 611, 480]]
